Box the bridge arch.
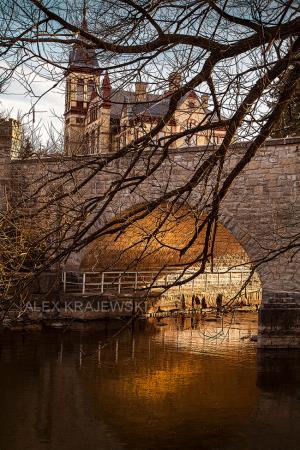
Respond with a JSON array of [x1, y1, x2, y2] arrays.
[[76, 203, 262, 307], [56, 139, 299, 347]]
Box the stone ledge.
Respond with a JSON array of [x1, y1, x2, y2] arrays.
[[258, 336, 300, 349], [263, 290, 300, 305], [258, 303, 300, 348], [8, 137, 300, 164]]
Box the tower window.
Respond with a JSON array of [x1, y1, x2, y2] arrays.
[[90, 106, 97, 123], [77, 78, 84, 102], [66, 79, 71, 107], [87, 80, 95, 100]]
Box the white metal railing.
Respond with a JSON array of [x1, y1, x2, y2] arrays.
[[61, 268, 261, 295]]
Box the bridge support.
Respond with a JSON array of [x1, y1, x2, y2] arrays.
[[258, 290, 300, 348]]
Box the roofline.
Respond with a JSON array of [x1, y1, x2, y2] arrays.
[[65, 66, 102, 76]]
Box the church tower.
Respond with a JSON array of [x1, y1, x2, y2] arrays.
[[64, 6, 101, 155]]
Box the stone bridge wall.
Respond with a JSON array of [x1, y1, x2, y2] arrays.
[[1, 138, 299, 347]]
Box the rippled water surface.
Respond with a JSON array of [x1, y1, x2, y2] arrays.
[[1, 314, 300, 450]]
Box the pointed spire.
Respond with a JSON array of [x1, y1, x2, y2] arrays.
[[66, 1, 101, 76], [102, 71, 111, 91], [82, 0, 88, 31], [67, 0, 100, 74]]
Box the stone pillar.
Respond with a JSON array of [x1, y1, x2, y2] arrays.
[[258, 251, 300, 348], [258, 291, 300, 348]]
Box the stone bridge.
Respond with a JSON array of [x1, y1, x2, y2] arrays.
[[0, 137, 299, 347]]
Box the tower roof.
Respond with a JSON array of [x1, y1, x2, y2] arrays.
[[102, 71, 111, 91], [68, 45, 100, 72], [67, 3, 100, 73]]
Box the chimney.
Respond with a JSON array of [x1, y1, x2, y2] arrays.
[[168, 72, 181, 93], [135, 82, 148, 102]]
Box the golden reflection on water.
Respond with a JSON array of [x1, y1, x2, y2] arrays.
[[1, 314, 300, 450], [93, 315, 258, 404], [76, 314, 259, 450]]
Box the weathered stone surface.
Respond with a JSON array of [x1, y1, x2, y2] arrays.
[[258, 294, 300, 348]]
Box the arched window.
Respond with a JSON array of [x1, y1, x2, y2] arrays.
[[90, 106, 97, 123]]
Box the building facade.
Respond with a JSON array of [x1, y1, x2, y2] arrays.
[[64, 34, 226, 156]]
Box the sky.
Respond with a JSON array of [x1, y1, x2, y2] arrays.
[[0, 65, 65, 144]]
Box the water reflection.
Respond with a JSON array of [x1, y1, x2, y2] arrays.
[[0, 316, 299, 450]]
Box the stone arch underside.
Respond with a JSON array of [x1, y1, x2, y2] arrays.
[[80, 204, 252, 273], [77, 203, 261, 307]]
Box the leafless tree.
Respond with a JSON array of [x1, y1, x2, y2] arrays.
[[0, 0, 300, 314]]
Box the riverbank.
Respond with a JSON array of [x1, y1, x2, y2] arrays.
[[0, 307, 259, 334]]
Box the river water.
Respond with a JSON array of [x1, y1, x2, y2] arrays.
[[0, 313, 300, 450]]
